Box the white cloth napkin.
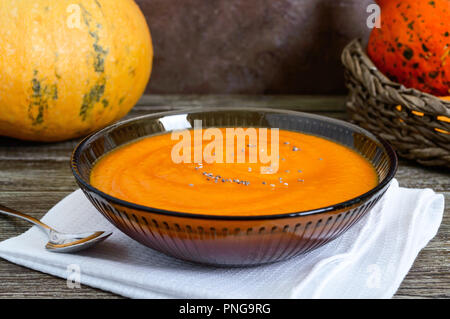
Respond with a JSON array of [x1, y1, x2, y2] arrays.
[[0, 179, 444, 299]]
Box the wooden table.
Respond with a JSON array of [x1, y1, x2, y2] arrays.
[[0, 95, 448, 298]]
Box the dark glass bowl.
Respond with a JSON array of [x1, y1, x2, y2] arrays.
[[71, 107, 398, 266]]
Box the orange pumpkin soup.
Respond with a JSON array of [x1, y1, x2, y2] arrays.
[[90, 128, 378, 215]]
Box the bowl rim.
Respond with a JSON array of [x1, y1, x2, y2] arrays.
[[71, 106, 398, 221]]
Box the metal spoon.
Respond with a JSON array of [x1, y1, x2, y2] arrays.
[[0, 204, 112, 253]]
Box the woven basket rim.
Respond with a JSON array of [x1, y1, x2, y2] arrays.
[[342, 39, 450, 117], [341, 38, 449, 167]]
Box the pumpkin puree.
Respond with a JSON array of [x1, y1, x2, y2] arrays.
[[90, 129, 378, 216]]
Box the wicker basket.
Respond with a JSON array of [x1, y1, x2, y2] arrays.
[[341, 39, 450, 167]]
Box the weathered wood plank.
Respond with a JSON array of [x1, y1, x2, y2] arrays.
[[0, 161, 77, 192], [396, 163, 450, 192], [136, 95, 348, 111], [0, 262, 120, 298]]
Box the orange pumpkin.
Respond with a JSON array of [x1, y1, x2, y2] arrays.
[[0, 0, 153, 142], [367, 0, 450, 96]]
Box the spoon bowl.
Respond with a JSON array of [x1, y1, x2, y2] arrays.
[[45, 230, 112, 253], [0, 204, 112, 253]]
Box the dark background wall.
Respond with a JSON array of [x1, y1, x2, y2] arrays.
[[136, 0, 375, 94]]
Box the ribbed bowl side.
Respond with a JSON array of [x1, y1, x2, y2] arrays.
[[79, 183, 388, 266]]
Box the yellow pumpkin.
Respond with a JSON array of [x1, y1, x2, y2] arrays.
[[0, 0, 153, 142]]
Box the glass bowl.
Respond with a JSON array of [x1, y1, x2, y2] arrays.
[[71, 107, 398, 266]]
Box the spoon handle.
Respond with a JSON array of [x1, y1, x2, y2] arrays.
[[0, 204, 52, 232]]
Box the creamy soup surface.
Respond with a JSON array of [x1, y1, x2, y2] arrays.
[[90, 128, 378, 215]]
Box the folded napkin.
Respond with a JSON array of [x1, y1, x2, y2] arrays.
[[0, 179, 444, 299]]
